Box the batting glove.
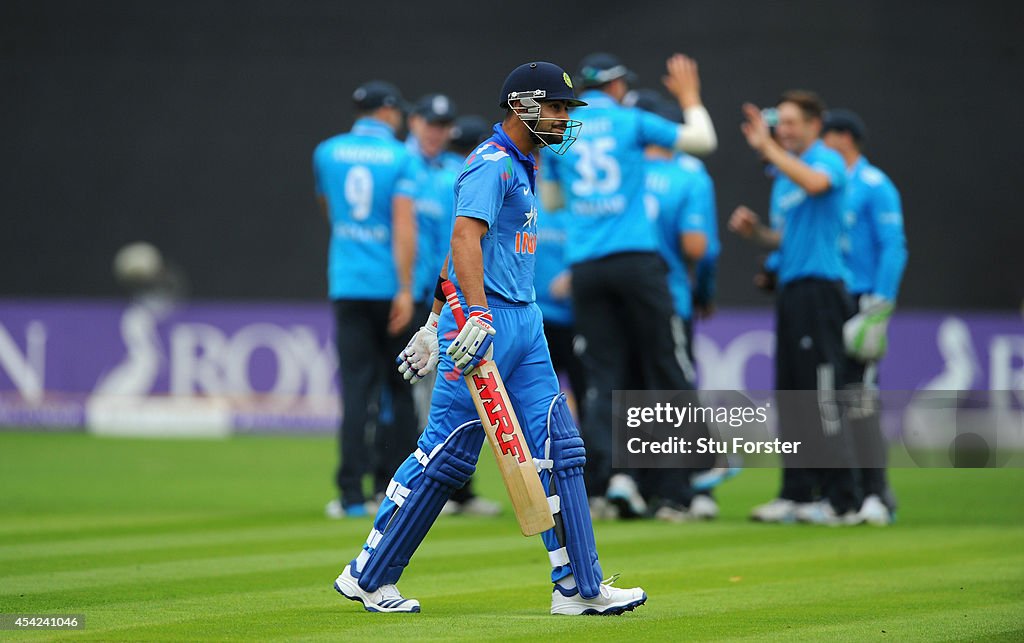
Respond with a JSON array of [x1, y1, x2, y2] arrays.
[[446, 306, 495, 375], [843, 295, 894, 362], [396, 312, 440, 383]]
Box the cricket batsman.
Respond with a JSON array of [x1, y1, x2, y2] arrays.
[[333, 61, 648, 615]]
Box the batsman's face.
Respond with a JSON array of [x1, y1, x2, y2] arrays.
[[775, 102, 819, 154], [535, 100, 571, 143]]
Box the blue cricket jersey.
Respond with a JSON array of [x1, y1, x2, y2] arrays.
[[313, 117, 419, 300], [407, 136, 460, 303], [769, 140, 848, 286], [449, 124, 538, 304], [677, 153, 719, 308], [646, 157, 707, 320], [546, 90, 680, 265], [840, 156, 907, 300], [534, 205, 573, 325]]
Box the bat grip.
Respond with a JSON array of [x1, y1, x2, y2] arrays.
[[440, 279, 467, 329]]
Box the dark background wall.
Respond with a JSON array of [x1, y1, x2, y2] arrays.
[[2, 0, 1022, 309]]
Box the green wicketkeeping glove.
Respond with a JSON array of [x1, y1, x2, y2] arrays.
[[843, 295, 894, 362]]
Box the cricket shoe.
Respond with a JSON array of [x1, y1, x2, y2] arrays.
[[795, 500, 864, 526], [858, 494, 893, 526], [589, 496, 619, 521], [689, 494, 720, 520], [440, 496, 502, 517], [334, 564, 420, 613], [325, 499, 373, 519], [750, 498, 798, 523], [459, 496, 502, 516], [653, 501, 694, 523], [550, 574, 647, 616], [606, 474, 647, 519]]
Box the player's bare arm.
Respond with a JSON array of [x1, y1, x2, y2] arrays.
[[741, 103, 830, 195], [729, 205, 780, 249], [450, 216, 489, 310], [317, 195, 330, 224], [681, 231, 708, 264], [662, 54, 717, 155]]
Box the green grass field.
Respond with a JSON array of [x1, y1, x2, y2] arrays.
[[1, 432, 1022, 641]]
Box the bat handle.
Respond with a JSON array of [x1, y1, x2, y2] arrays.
[[441, 279, 467, 329]]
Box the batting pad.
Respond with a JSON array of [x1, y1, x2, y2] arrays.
[[544, 394, 603, 599], [354, 421, 482, 591]]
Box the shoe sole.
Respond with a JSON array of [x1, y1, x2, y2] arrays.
[[552, 593, 648, 616], [750, 513, 797, 524], [334, 579, 421, 613]]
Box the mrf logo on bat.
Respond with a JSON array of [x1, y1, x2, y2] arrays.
[[470, 370, 527, 463]]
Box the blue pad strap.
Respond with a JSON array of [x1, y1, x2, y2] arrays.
[[354, 421, 481, 591], [547, 394, 603, 599]]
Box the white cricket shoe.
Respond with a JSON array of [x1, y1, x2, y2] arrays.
[[858, 494, 893, 526], [334, 564, 420, 613], [795, 500, 864, 526], [441, 496, 503, 517], [653, 502, 693, 523], [550, 574, 647, 616], [606, 474, 648, 519], [589, 497, 618, 521], [750, 498, 798, 523], [460, 496, 502, 516], [689, 494, 720, 520]]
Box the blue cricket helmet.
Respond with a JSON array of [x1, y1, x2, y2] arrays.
[[498, 62, 587, 109]]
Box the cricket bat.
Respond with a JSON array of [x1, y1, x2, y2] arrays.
[[441, 280, 555, 537]]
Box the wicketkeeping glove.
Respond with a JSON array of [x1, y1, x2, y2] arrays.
[[843, 295, 894, 362], [396, 312, 440, 383], [446, 306, 495, 375]]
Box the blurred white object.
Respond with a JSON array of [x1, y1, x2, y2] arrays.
[[858, 494, 892, 526], [689, 494, 719, 520], [114, 241, 164, 285]]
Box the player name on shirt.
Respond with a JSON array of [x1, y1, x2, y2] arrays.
[[330, 146, 397, 165], [333, 223, 389, 243], [776, 188, 807, 212]]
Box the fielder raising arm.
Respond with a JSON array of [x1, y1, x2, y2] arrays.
[[541, 53, 717, 212]]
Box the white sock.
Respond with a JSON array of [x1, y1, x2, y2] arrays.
[[557, 573, 576, 589]]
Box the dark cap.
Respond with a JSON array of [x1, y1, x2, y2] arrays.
[[413, 93, 458, 123], [499, 61, 587, 109], [822, 108, 867, 141], [353, 80, 407, 112], [450, 115, 490, 151], [578, 52, 638, 88], [623, 88, 682, 123]]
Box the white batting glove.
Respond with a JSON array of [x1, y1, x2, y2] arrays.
[[843, 295, 894, 362], [446, 306, 495, 375], [396, 312, 440, 383]]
